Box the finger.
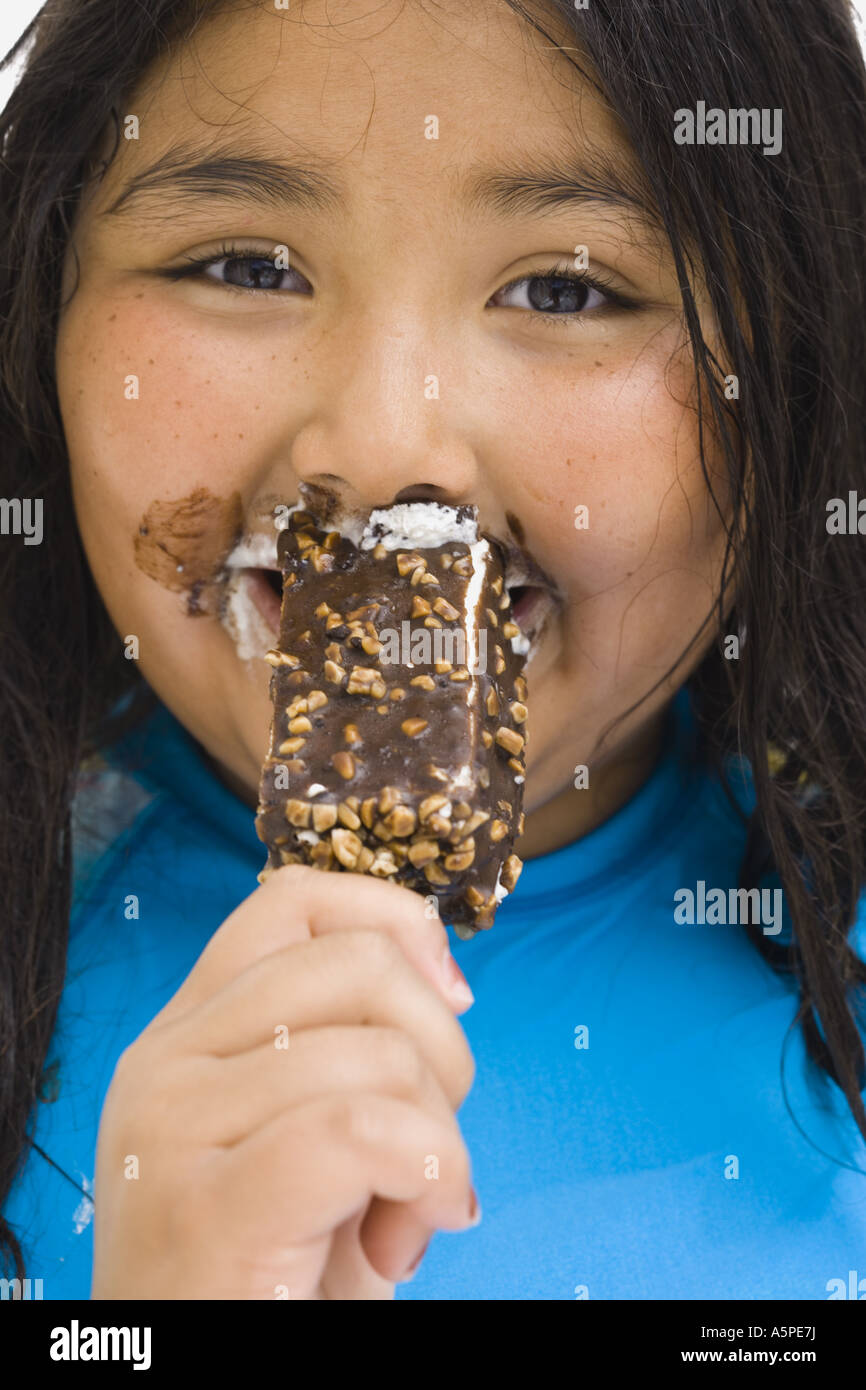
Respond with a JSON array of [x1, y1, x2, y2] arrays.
[[181, 1026, 460, 1145], [319, 1209, 397, 1300], [166, 931, 475, 1111], [153, 865, 471, 1025], [217, 1092, 476, 1282], [360, 1197, 445, 1285]]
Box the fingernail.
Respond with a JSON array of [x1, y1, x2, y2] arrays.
[[400, 1238, 431, 1282], [441, 947, 475, 1010], [467, 1186, 482, 1226]]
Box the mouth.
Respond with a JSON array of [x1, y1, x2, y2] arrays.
[[220, 535, 283, 660], [245, 564, 284, 630], [222, 524, 560, 658], [497, 540, 561, 652]]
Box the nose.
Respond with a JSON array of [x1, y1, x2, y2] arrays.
[[288, 313, 480, 511]]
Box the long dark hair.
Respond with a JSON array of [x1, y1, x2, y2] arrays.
[[2, 0, 865, 1277]]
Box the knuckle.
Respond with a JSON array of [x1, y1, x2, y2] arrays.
[[377, 1028, 427, 1095], [348, 927, 402, 978], [336, 1092, 383, 1151], [106, 1037, 195, 1142]]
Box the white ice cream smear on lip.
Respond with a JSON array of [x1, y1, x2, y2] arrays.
[[219, 531, 280, 661], [360, 502, 478, 551], [224, 533, 279, 570], [222, 571, 277, 662], [220, 508, 309, 660]]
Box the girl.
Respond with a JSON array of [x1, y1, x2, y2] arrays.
[[1, 0, 865, 1300]]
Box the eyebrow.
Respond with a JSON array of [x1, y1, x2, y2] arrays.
[[103, 142, 659, 231], [103, 145, 343, 219], [460, 153, 659, 230]]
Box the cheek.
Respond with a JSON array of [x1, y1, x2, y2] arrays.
[[55, 292, 279, 778], [56, 295, 274, 495], [496, 326, 728, 597], [55, 294, 282, 614]]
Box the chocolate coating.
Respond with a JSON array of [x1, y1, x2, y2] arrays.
[[255, 506, 526, 933]]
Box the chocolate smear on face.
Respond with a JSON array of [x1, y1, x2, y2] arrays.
[[134, 488, 243, 615], [296, 481, 341, 526], [505, 510, 525, 547]]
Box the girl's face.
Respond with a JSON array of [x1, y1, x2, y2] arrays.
[[56, 0, 732, 854]]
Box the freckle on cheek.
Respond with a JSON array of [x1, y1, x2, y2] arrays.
[[134, 487, 243, 615]]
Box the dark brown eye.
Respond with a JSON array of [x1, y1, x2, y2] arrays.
[[228, 257, 283, 289], [199, 256, 311, 293], [526, 275, 590, 312], [491, 271, 607, 316]]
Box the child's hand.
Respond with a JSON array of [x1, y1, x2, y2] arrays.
[[90, 865, 478, 1300]]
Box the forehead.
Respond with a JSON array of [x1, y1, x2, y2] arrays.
[[97, 0, 638, 211]]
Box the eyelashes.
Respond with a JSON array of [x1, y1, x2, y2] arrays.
[[163, 243, 309, 294], [161, 241, 640, 322], [493, 263, 639, 324]]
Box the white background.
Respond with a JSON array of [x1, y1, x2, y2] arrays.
[[1, 1, 865, 121]]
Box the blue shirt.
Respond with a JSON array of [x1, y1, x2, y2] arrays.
[[5, 689, 866, 1300]]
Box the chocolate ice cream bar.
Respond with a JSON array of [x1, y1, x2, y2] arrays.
[[255, 502, 526, 935]]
